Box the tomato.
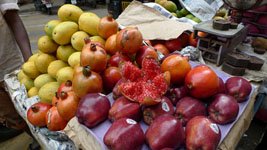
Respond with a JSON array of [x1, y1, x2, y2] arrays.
[[136, 46, 158, 67], [27, 102, 52, 127], [108, 53, 132, 67], [72, 65, 103, 98], [46, 106, 68, 131], [103, 66, 122, 91], [185, 66, 219, 99]]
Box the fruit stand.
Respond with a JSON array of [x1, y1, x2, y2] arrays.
[[4, 1, 266, 150]]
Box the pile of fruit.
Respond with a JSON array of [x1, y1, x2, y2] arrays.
[[18, 4, 253, 150], [154, 0, 201, 23]]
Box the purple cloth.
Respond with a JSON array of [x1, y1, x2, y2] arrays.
[[81, 61, 255, 150]]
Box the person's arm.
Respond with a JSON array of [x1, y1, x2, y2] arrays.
[[4, 10, 32, 62]]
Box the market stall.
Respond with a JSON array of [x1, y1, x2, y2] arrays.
[[4, 0, 266, 150]]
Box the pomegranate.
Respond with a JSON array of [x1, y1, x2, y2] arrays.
[[72, 65, 103, 98], [81, 38, 107, 72], [57, 91, 80, 121], [97, 14, 118, 39], [116, 27, 143, 54]]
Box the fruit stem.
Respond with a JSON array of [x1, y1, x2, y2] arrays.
[[31, 106, 39, 113], [55, 92, 59, 99], [84, 37, 91, 44], [187, 83, 193, 89], [83, 65, 92, 77], [65, 80, 72, 87], [90, 44, 97, 51], [107, 13, 113, 21], [60, 91, 68, 100]]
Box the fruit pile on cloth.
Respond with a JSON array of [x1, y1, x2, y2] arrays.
[[4, 71, 76, 150]]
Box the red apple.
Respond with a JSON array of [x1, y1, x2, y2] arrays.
[[143, 97, 174, 125], [145, 115, 185, 150], [108, 53, 132, 67], [167, 85, 189, 105], [27, 102, 52, 127], [164, 38, 182, 52], [174, 97, 206, 126], [186, 116, 221, 150], [103, 66, 122, 91], [225, 77, 252, 102], [104, 118, 145, 150], [208, 94, 239, 124], [109, 96, 141, 122], [136, 46, 158, 67], [76, 93, 110, 128], [217, 77, 225, 94]]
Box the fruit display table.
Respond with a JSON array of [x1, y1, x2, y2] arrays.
[[3, 62, 259, 150]]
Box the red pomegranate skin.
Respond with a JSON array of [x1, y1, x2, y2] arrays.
[[112, 79, 125, 99], [76, 93, 110, 128], [104, 118, 145, 150]]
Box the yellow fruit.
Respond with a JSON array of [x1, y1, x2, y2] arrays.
[[28, 53, 39, 62], [171, 12, 177, 17], [163, 1, 177, 13], [44, 20, 61, 39], [71, 31, 90, 51], [78, 12, 100, 36], [90, 35, 106, 46], [52, 21, 79, 45], [38, 36, 58, 54], [20, 77, 34, 91], [34, 74, 56, 89], [216, 8, 226, 17], [47, 60, 68, 78], [27, 87, 38, 98], [155, 0, 161, 3], [56, 66, 74, 84], [56, 45, 76, 62], [17, 70, 28, 82], [213, 16, 224, 20], [22, 61, 41, 79], [38, 82, 60, 104], [68, 52, 81, 68], [34, 53, 56, 73], [58, 4, 83, 23], [159, 0, 167, 6]]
